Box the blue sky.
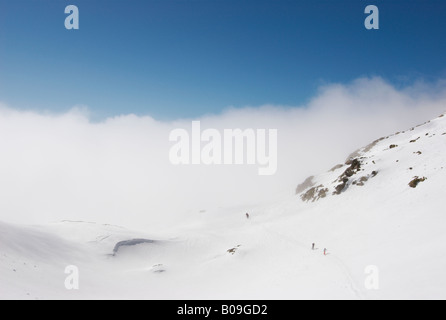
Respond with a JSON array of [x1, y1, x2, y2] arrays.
[[0, 0, 445, 120]]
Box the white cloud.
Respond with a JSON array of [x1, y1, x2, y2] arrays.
[[0, 77, 445, 230]]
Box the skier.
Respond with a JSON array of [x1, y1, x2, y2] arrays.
[[246, 213, 250, 219], [312, 243, 315, 251], [324, 248, 327, 256]]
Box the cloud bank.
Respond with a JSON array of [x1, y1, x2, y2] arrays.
[[0, 77, 445, 230]]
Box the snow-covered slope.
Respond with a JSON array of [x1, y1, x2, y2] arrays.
[[1, 114, 446, 300]]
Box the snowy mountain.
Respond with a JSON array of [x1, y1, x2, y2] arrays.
[[1, 113, 446, 300]]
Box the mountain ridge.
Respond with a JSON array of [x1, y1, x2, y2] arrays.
[[297, 113, 446, 202]]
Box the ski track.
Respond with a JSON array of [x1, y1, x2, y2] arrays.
[[260, 222, 363, 300]]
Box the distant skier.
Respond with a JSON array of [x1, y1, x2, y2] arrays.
[[246, 213, 250, 219], [312, 243, 315, 251], [324, 248, 327, 256]]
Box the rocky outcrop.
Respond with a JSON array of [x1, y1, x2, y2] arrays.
[[409, 176, 427, 189], [296, 156, 379, 202], [296, 176, 315, 195], [301, 185, 329, 202], [333, 158, 362, 195]]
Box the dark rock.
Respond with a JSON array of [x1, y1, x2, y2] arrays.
[[301, 185, 329, 202], [333, 178, 349, 195], [343, 159, 361, 178], [409, 176, 427, 188], [332, 158, 363, 195], [354, 176, 369, 187]]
